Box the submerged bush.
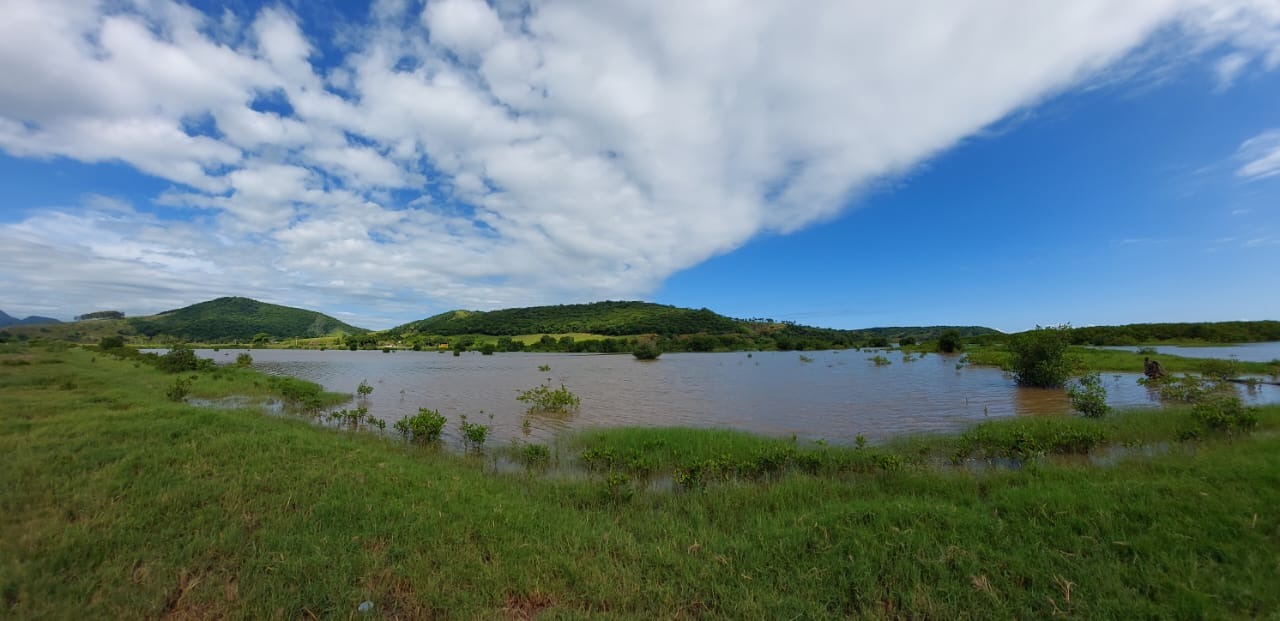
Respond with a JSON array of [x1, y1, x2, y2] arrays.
[[235, 352, 253, 367], [517, 383, 581, 413], [458, 415, 489, 451], [1067, 372, 1111, 418], [632, 342, 661, 360], [394, 407, 447, 444], [1008, 326, 1071, 388], [519, 443, 551, 470]]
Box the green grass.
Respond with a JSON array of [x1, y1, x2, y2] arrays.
[[964, 345, 1280, 376], [3, 345, 1280, 618]]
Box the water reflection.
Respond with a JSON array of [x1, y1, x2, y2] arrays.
[[189, 349, 1280, 447]]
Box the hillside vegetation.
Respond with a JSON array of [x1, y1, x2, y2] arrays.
[[390, 301, 741, 336], [377, 301, 1001, 352], [128, 297, 367, 342], [1065, 321, 1280, 345]]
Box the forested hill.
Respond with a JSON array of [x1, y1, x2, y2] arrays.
[[385, 301, 1002, 350], [390, 301, 741, 337], [128, 297, 368, 342], [1066, 321, 1280, 345]]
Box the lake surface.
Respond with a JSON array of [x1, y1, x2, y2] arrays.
[[1096, 342, 1280, 363], [188, 348, 1280, 447]]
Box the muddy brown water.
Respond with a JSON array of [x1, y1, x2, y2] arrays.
[[181, 348, 1280, 448]]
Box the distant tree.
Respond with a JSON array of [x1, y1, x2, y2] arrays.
[[99, 335, 125, 350], [938, 330, 963, 353], [76, 310, 125, 321]]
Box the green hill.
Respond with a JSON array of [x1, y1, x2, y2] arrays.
[[389, 301, 742, 337], [376, 300, 1002, 353], [128, 297, 367, 342]]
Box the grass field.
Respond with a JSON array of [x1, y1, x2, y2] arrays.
[[2, 344, 1279, 618], [961, 345, 1280, 377]]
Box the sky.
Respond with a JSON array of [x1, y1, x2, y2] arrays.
[[0, 0, 1278, 332]]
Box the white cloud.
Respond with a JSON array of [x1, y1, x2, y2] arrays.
[[1237, 129, 1280, 180], [1, 0, 1279, 325]]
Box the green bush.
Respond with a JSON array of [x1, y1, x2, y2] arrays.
[[1008, 326, 1071, 388], [1191, 394, 1257, 435], [166, 377, 191, 402], [517, 383, 581, 413], [458, 415, 489, 451], [157, 343, 207, 373], [1067, 372, 1110, 418], [1199, 358, 1241, 381], [394, 407, 447, 444], [632, 342, 661, 360], [235, 352, 253, 367], [519, 443, 551, 470]]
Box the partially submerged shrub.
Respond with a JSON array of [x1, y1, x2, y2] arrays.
[[394, 407, 447, 444], [235, 352, 253, 367], [870, 354, 891, 366], [632, 342, 661, 360], [1067, 372, 1110, 418], [1008, 326, 1071, 388], [517, 383, 581, 413], [356, 379, 373, 398], [458, 415, 490, 451], [519, 443, 551, 470], [1199, 358, 1241, 381]]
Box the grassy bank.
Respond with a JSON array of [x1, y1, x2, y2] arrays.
[[3, 345, 1279, 618], [962, 344, 1280, 377]]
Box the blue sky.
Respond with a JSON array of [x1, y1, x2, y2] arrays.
[[1, 1, 1278, 332]]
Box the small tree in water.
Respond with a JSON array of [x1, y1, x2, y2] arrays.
[[1067, 372, 1110, 418], [1008, 325, 1072, 388]]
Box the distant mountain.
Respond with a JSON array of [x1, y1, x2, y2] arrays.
[[128, 297, 368, 342], [0, 310, 62, 328], [389, 301, 742, 337]]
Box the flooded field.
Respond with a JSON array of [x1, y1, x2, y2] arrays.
[[185, 348, 1280, 447]]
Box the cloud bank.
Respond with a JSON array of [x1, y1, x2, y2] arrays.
[[1, 0, 1278, 324]]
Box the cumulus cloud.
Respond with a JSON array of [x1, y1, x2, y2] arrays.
[[1, 0, 1279, 324]]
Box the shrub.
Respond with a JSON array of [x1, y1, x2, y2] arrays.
[[235, 352, 253, 367], [1191, 394, 1257, 435], [157, 343, 206, 373], [1008, 326, 1071, 388], [519, 443, 551, 470], [356, 379, 373, 398], [1198, 358, 1241, 381], [870, 355, 891, 366], [632, 342, 661, 360], [166, 377, 191, 402], [517, 383, 581, 413], [458, 415, 489, 451], [394, 407, 447, 444], [1066, 372, 1110, 418]]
